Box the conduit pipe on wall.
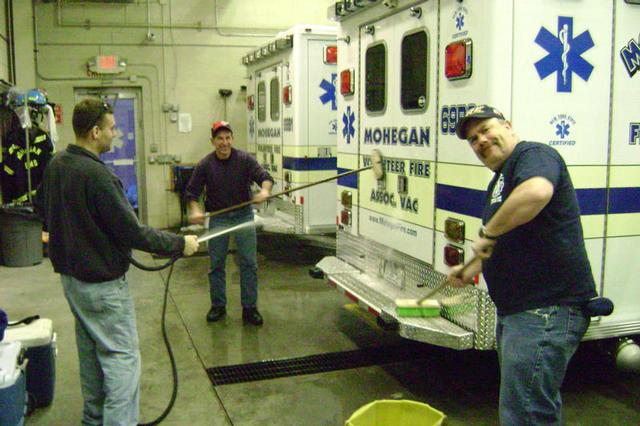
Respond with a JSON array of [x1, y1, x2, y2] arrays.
[[55, 0, 285, 38], [36, 41, 257, 48], [35, 2, 184, 156]]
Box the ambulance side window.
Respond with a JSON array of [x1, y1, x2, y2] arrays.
[[365, 43, 386, 113], [401, 31, 427, 111], [257, 81, 266, 122], [270, 77, 280, 121]]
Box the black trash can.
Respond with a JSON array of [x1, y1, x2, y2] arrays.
[[0, 205, 43, 267]]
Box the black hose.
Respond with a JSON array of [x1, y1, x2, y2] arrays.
[[128, 253, 181, 426], [7, 315, 40, 326], [129, 253, 180, 272]]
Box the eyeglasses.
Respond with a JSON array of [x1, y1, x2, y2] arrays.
[[87, 102, 113, 133]]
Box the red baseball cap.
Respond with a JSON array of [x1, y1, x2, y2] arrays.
[[211, 120, 233, 137]]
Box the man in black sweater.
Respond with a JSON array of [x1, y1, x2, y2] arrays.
[[36, 98, 199, 426], [185, 120, 273, 325]]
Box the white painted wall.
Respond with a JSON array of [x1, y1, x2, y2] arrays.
[[28, 0, 335, 228], [13, 0, 36, 89]]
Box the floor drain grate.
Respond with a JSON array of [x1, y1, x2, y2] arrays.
[[206, 344, 429, 386]]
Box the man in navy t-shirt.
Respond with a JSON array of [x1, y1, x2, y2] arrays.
[[448, 105, 596, 425]]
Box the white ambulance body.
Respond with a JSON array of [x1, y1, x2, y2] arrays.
[[318, 0, 640, 362], [243, 25, 338, 235]]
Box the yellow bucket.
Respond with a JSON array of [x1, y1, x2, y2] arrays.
[[345, 400, 446, 426]]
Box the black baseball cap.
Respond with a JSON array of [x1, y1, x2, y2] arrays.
[[455, 105, 506, 140]]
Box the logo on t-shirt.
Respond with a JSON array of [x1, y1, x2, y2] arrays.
[[491, 174, 504, 204]]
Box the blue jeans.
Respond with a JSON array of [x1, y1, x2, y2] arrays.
[[61, 274, 140, 426], [208, 207, 258, 308], [496, 305, 590, 426]]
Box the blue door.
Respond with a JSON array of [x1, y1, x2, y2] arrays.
[[101, 98, 139, 214]]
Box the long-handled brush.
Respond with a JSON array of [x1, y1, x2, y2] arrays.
[[395, 257, 480, 318]]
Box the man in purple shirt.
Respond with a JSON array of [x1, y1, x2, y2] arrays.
[[185, 121, 273, 325]]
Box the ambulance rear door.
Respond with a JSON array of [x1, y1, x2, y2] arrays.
[[436, 0, 513, 279], [335, 17, 361, 236], [255, 64, 284, 192], [357, 3, 438, 267], [303, 38, 338, 232], [246, 72, 257, 157], [511, 0, 611, 322], [600, 0, 640, 329]]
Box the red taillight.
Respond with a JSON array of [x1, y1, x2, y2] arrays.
[[324, 45, 338, 64], [340, 68, 354, 96], [283, 85, 292, 105], [444, 245, 464, 267], [445, 38, 472, 80], [340, 209, 352, 226], [247, 95, 255, 111]]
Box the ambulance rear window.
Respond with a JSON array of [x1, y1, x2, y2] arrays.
[[257, 81, 266, 122], [401, 30, 427, 111], [365, 43, 386, 113], [270, 77, 280, 121]]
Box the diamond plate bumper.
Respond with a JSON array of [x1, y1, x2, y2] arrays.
[[317, 256, 474, 350]]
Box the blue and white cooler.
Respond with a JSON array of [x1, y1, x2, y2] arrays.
[[4, 318, 56, 408], [0, 341, 26, 426]]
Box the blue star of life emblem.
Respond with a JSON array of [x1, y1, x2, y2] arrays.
[[342, 106, 355, 144], [534, 16, 594, 92], [555, 120, 570, 139], [319, 73, 337, 111], [455, 13, 464, 31]]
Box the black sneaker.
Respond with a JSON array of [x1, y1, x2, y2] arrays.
[[242, 308, 263, 326], [206, 306, 226, 323]]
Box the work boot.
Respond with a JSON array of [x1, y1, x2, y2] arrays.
[[206, 306, 226, 323], [242, 308, 263, 326]]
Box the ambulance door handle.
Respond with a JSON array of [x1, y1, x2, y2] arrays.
[[409, 7, 422, 19]]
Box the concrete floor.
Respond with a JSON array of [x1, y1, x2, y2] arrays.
[[1, 235, 639, 425]]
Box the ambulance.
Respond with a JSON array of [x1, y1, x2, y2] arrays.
[[317, 0, 640, 369], [242, 25, 338, 236]]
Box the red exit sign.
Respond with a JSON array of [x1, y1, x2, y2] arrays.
[[88, 55, 126, 74]]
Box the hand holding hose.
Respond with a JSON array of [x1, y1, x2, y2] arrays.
[[182, 235, 199, 256]]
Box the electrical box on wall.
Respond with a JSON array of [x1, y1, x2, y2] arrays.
[[87, 56, 127, 75]]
